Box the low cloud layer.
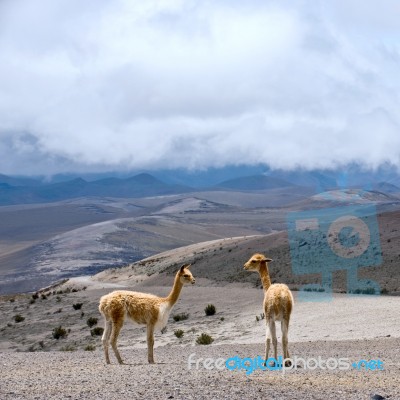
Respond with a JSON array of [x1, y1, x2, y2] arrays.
[[0, 0, 399, 175]]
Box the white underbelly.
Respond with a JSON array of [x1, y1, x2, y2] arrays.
[[155, 303, 172, 331]]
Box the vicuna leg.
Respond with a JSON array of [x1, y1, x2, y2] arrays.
[[101, 319, 112, 364], [264, 318, 277, 365], [110, 320, 124, 365], [264, 323, 271, 366], [269, 319, 278, 361], [147, 324, 155, 364], [281, 319, 291, 366]]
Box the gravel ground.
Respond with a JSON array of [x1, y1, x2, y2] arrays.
[[1, 338, 399, 400]]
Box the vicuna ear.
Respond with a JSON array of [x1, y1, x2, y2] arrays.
[[261, 257, 273, 263], [180, 264, 190, 272]]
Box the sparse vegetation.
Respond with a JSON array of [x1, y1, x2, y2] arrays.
[[173, 312, 189, 322], [204, 304, 216, 316], [255, 313, 265, 322], [174, 329, 184, 338], [351, 287, 377, 295], [52, 326, 68, 339], [84, 344, 96, 351], [60, 345, 76, 352], [196, 333, 214, 345], [72, 303, 83, 310], [28, 342, 46, 352], [87, 317, 98, 328], [90, 327, 104, 337], [304, 287, 326, 292], [14, 314, 25, 323]]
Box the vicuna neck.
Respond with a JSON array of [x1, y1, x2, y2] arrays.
[[259, 262, 272, 291], [165, 272, 183, 306]]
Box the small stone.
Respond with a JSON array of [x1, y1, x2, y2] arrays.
[[371, 394, 385, 400]]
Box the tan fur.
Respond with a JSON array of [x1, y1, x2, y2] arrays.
[[99, 264, 195, 364], [244, 253, 293, 364]]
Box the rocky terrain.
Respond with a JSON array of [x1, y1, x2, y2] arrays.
[[1, 244, 400, 399], [1, 185, 400, 399]]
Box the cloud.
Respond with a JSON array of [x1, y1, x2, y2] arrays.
[[0, 0, 399, 175]]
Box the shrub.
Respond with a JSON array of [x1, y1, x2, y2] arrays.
[[84, 344, 96, 351], [204, 304, 216, 316], [173, 312, 189, 322], [14, 315, 25, 323], [91, 327, 104, 337], [351, 287, 377, 295], [60, 345, 76, 352], [53, 326, 68, 339], [87, 317, 98, 328], [256, 313, 265, 322], [174, 329, 184, 339], [72, 303, 83, 310], [196, 333, 214, 345]]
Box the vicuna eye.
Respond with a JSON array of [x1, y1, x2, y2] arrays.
[[183, 274, 189, 277], [251, 260, 256, 263]]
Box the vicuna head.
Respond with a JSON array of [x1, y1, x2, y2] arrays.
[[243, 253, 273, 272], [178, 264, 195, 285]]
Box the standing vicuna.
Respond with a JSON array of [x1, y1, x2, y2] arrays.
[[99, 264, 195, 364], [244, 253, 293, 365]]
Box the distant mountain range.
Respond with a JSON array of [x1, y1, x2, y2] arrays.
[[0, 173, 191, 205], [1, 165, 400, 205]]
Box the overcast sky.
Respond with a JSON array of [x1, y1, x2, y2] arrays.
[[0, 0, 399, 176]]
